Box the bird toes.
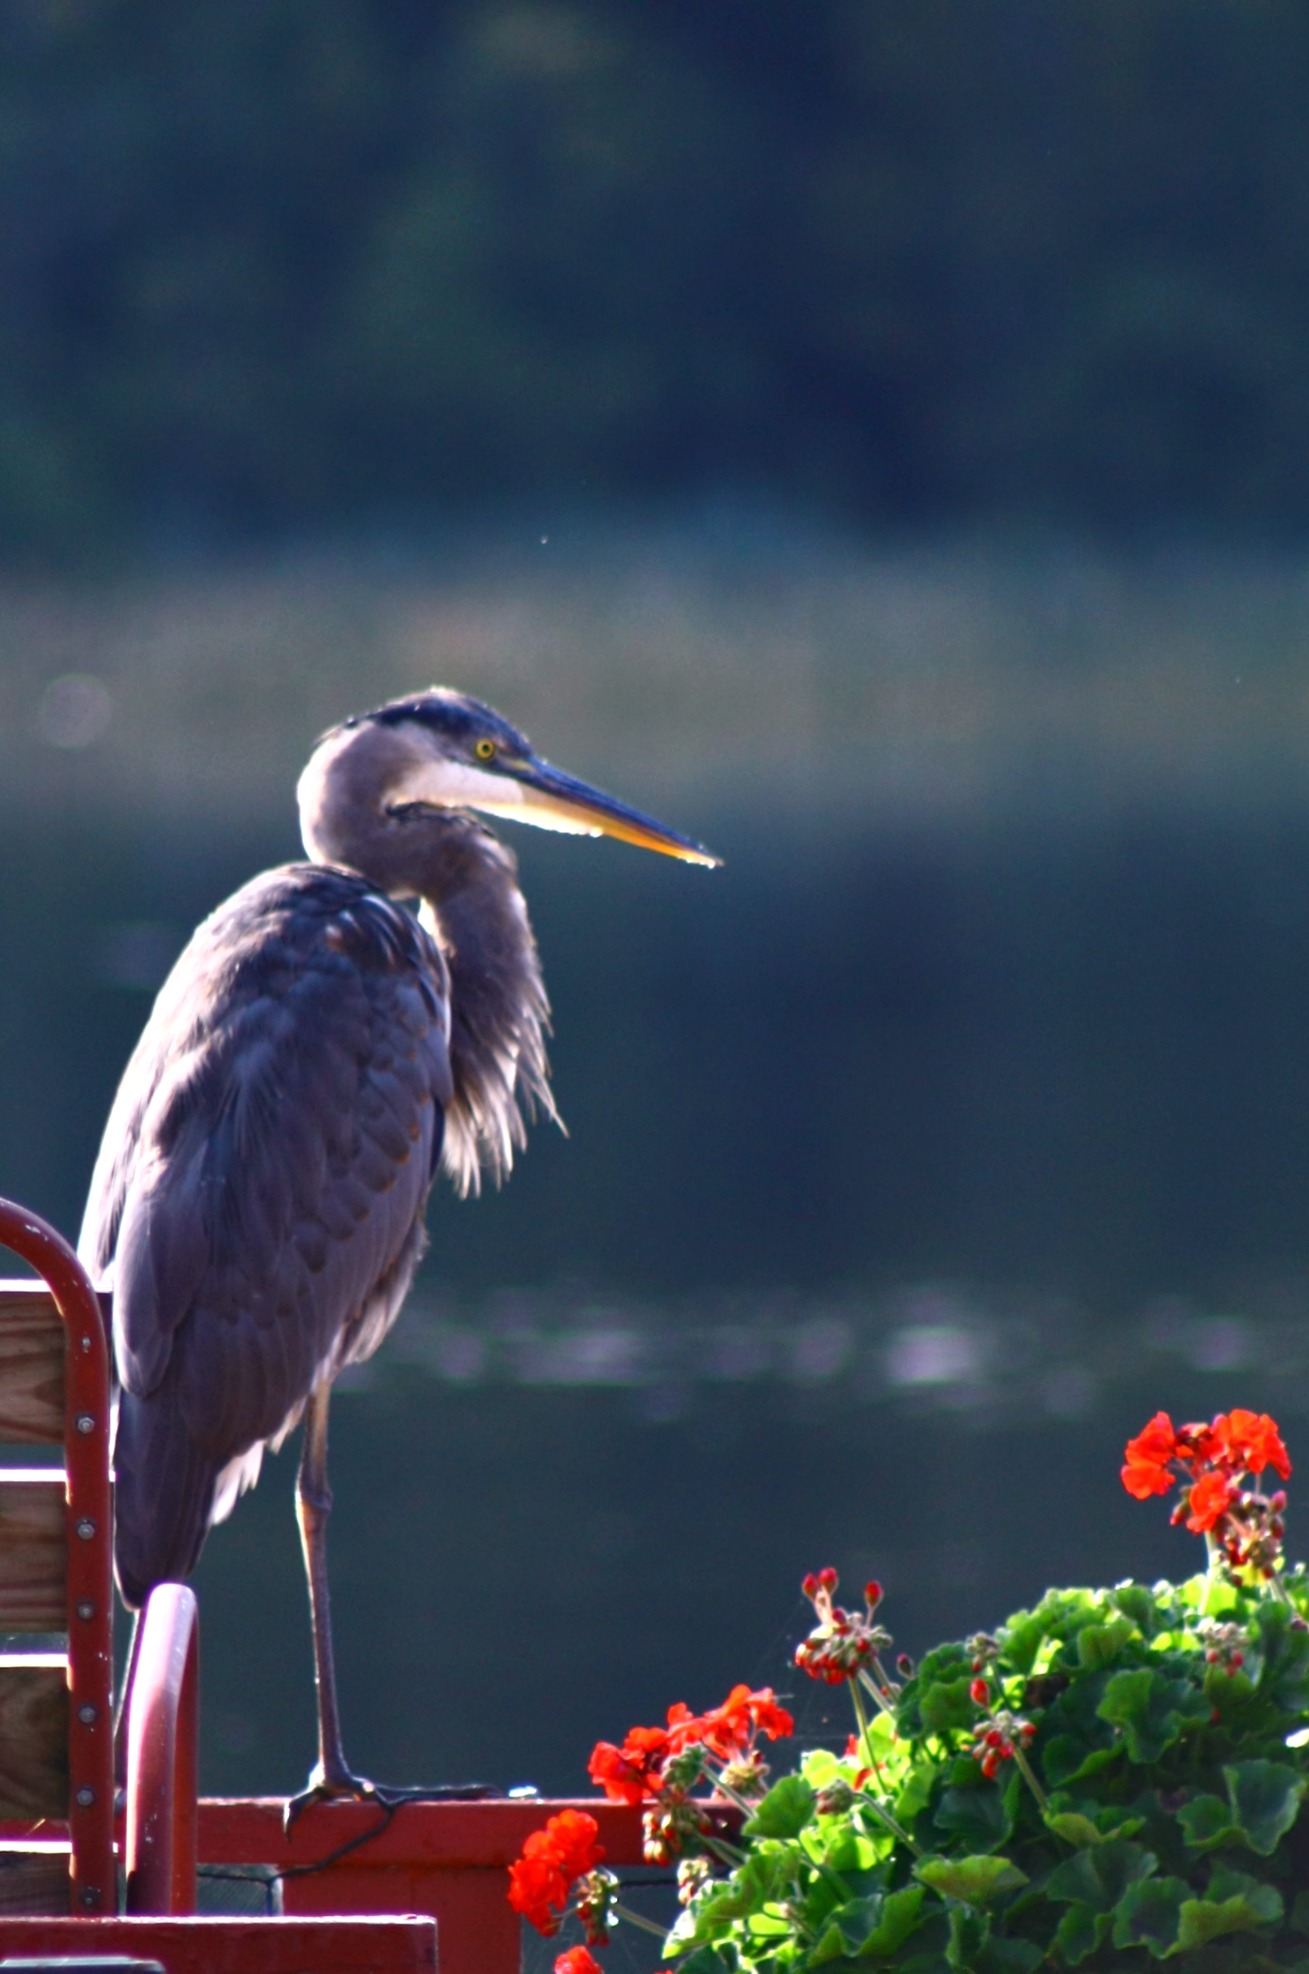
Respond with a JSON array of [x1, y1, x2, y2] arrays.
[[282, 1760, 383, 1833]]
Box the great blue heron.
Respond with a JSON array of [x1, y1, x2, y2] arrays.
[[78, 687, 717, 1803]]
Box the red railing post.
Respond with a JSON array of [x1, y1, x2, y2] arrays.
[[125, 1581, 200, 1914]]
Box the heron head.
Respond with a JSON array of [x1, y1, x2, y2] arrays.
[[299, 687, 720, 870]]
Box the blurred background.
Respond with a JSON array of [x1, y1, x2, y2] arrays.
[[3, 0, 1309, 1844]]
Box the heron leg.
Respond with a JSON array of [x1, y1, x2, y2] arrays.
[[113, 1607, 144, 1796], [290, 1378, 371, 1814]]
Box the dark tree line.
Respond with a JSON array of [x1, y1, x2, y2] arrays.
[[4, 0, 1309, 557]]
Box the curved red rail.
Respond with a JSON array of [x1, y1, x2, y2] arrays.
[[125, 1581, 198, 1914]]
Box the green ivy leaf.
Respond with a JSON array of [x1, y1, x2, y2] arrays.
[[916, 1854, 1028, 1908], [918, 1674, 978, 1738], [1055, 1901, 1113, 1966], [1175, 1792, 1234, 1852], [1097, 1667, 1209, 1764], [935, 1780, 1011, 1851], [1173, 1876, 1282, 1953], [1077, 1618, 1139, 1668], [999, 1610, 1050, 1677], [816, 1815, 878, 1873], [688, 1845, 796, 1934], [1204, 1662, 1255, 1713], [671, 1948, 739, 1974], [1045, 1837, 1157, 1911], [1179, 1901, 1241, 1954], [1044, 1810, 1103, 1848], [1112, 1583, 1161, 1634], [1111, 1875, 1189, 1958], [1222, 1757, 1304, 1854], [1255, 1602, 1309, 1713], [802, 1748, 847, 1793], [946, 1904, 989, 1970], [893, 1759, 937, 1830], [814, 1885, 925, 1962], [979, 1943, 1044, 1974], [808, 1921, 855, 1967], [1042, 1735, 1118, 1788], [743, 1773, 816, 1840]]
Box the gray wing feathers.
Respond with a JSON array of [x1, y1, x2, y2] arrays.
[[80, 867, 451, 1600]]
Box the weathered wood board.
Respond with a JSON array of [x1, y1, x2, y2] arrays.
[[0, 1840, 69, 1913], [0, 1656, 68, 1820], [0, 1293, 64, 1446], [0, 1476, 66, 1631]]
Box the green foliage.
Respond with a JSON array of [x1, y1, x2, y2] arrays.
[[667, 1571, 1309, 1971]]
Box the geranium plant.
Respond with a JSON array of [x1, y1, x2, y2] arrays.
[[511, 1408, 1309, 1972]]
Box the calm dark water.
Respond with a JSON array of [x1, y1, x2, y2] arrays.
[[2, 796, 1309, 1795]]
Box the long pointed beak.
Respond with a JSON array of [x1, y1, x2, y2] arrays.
[[502, 755, 721, 867]]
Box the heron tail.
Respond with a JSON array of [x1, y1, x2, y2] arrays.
[[112, 1387, 218, 1609]]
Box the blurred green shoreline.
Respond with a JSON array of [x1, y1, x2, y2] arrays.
[[4, 532, 1309, 820]]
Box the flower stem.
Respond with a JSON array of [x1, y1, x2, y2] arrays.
[[614, 1900, 673, 1939], [856, 1667, 898, 1715], [849, 1672, 875, 1750], [699, 1830, 746, 1872], [1012, 1744, 1048, 1813]]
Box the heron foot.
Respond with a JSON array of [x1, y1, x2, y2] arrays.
[[283, 1761, 381, 1832], [283, 1766, 497, 1833]]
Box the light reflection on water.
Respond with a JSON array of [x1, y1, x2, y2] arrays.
[[344, 1279, 1305, 1427]]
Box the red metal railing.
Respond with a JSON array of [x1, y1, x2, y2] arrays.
[[0, 1198, 115, 1914], [125, 1581, 200, 1914]]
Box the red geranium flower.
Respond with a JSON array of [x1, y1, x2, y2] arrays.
[[546, 1809, 605, 1880], [588, 1723, 672, 1805], [1185, 1468, 1238, 1535], [508, 1810, 605, 1935], [1121, 1411, 1178, 1498], [554, 1950, 603, 1974], [1211, 1409, 1292, 1483], [695, 1685, 794, 1759]]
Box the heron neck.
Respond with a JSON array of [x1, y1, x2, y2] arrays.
[[416, 818, 557, 1198]]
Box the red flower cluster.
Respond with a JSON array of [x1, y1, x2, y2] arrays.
[[586, 1684, 794, 1866], [1123, 1410, 1290, 1500], [795, 1568, 891, 1686], [1122, 1409, 1292, 1578], [588, 1685, 794, 1808], [507, 1809, 605, 1937], [553, 1952, 603, 1974], [970, 1712, 1036, 1781], [966, 1674, 1036, 1779]]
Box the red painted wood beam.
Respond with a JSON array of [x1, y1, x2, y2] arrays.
[[198, 1797, 651, 1974], [0, 1915, 435, 1970], [192, 1795, 738, 1974], [195, 1795, 651, 1868]]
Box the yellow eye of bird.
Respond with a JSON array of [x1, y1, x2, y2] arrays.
[[474, 737, 496, 761]]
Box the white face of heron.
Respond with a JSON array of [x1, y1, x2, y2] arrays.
[[384, 737, 608, 837]]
